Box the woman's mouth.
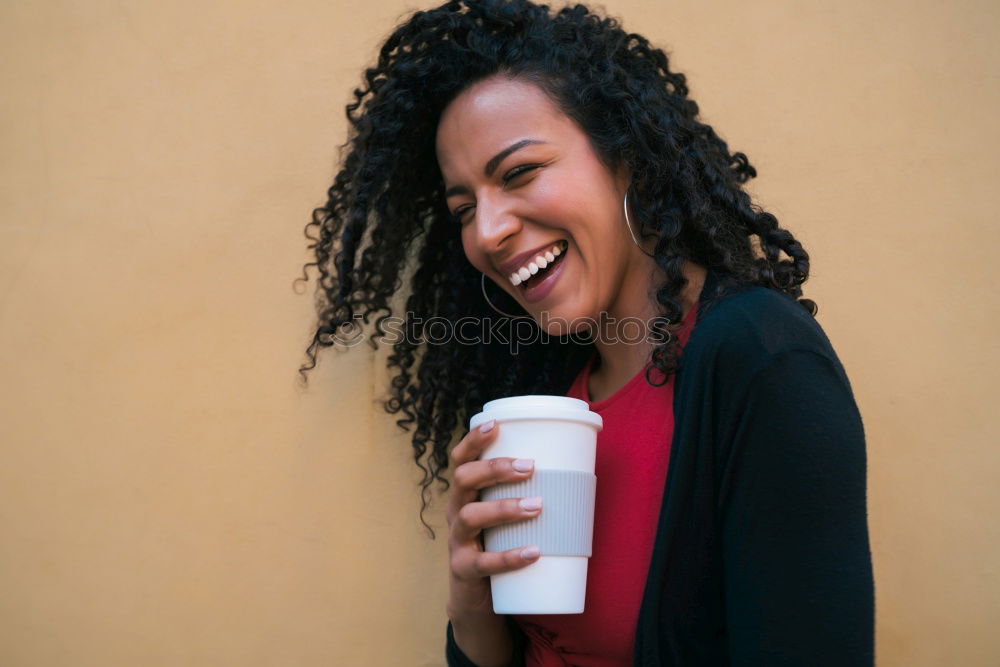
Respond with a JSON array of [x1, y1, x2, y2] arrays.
[[508, 239, 569, 304]]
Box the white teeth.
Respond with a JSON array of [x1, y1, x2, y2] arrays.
[[508, 241, 567, 287]]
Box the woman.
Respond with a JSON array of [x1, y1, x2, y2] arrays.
[[298, 1, 874, 664]]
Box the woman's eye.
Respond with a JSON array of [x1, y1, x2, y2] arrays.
[[450, 165, 540, 224], [502, 164, 538, 184]]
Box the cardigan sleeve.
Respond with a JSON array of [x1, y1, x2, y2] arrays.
[[445, 616, 528, 667], [718, 348, 875, 666]]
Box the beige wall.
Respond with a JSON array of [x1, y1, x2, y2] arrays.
[[1, 0, 996, 664]]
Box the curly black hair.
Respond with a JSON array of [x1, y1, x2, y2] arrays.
[[294, 0, 817, 538]]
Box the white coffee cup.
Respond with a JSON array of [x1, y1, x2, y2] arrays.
[[469, 395, 603, 614]]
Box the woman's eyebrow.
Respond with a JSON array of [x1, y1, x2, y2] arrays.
[[444, 138, 548, 198]]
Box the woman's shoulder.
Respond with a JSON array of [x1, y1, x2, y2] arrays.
[[686, 280, 842, 379]]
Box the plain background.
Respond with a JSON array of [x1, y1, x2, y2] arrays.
[[1, 0, 997, 664]]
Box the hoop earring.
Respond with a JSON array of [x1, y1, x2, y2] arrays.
[[624, 190, 655, 257], [481, 273, 533, 319]]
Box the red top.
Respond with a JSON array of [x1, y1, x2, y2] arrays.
[[510, 303, 699, 666]]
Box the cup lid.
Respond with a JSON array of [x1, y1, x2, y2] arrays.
[[469, 395, 603, 431]]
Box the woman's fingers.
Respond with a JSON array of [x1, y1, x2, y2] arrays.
[[451, 541, 542, 583], [449, 420, 499, 468], [451, 494, 542, 545], [445, 419, 542, 616]]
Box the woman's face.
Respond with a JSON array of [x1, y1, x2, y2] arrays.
[[435, 75, 648, 334]]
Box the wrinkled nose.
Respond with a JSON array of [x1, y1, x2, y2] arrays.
[[472, 196, 523, 265]]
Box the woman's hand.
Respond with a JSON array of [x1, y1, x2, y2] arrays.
[[445, 420, 542, 621]]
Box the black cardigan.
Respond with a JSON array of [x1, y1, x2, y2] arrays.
[[446, 269, 875, 666]]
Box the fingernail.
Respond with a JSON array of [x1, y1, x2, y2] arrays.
[[520, 496, 542, 511], [479, 419, 495, 433], [512, 458, 534, 472], [521, 545, 540, 560]]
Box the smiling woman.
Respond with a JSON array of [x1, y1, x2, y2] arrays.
[[435, 77, 663, 319], [296, 1, 873, 665]]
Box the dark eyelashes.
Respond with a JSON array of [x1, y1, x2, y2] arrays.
[[450, 164, 540, 223], [502, 164, 539, 182]]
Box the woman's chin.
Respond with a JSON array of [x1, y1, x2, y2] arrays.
[[529, 301, 593, 338]]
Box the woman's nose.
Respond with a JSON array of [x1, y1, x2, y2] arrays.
[[472, 195, 522, 254]]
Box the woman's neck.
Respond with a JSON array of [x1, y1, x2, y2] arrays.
[[588, 260, 705, 402]]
